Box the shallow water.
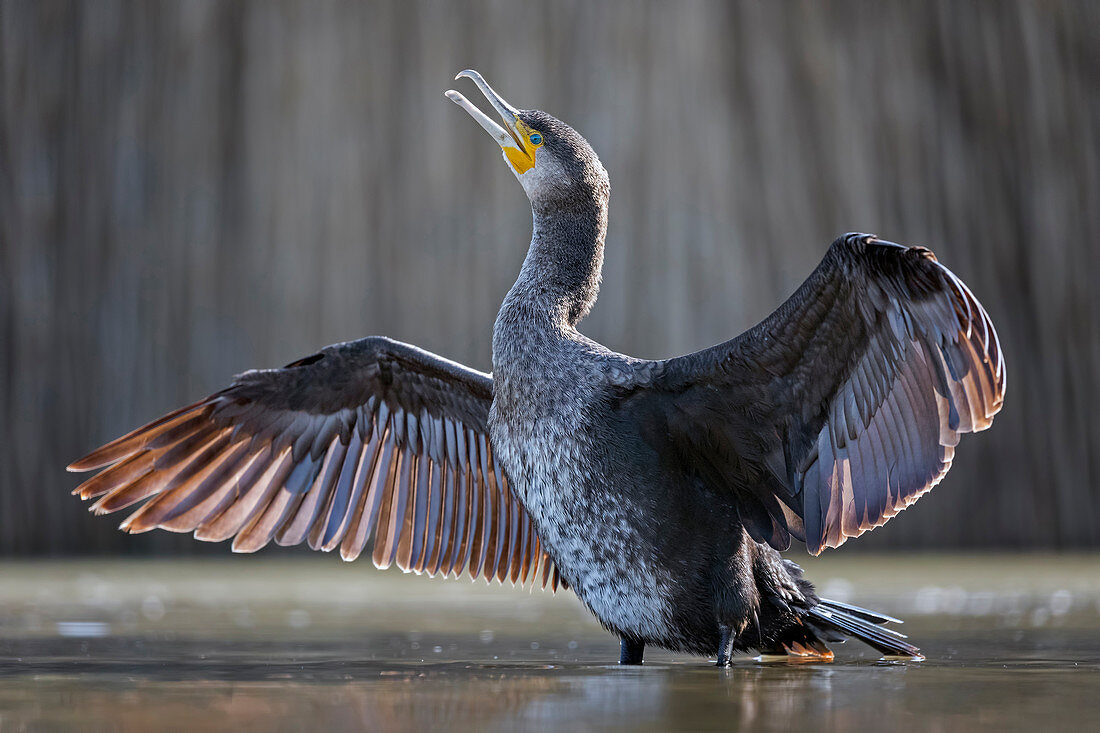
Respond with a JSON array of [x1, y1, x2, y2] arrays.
[[1, 555, 1097, 731]]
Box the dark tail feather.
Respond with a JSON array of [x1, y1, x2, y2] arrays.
[[807, 599, 923, 659], [815, 598, 903, 625]]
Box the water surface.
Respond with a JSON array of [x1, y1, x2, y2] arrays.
[[1, 555, 1097, 731]]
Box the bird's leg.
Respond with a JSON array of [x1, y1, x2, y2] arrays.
[[716, 624, 737, 667], [619, 637, 645, 665]]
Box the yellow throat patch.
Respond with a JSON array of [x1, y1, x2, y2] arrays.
[[504, 118, 544, 175]]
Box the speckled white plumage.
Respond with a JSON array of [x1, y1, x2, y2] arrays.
[[489, 326, 677, 641]]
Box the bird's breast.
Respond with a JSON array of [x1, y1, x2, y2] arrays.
[[488, 363, 677, 640]]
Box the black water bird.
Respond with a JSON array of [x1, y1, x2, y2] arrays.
[[69, 70, 1005, 666]]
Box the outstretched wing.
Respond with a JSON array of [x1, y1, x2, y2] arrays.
[[69, 336, 561, 589], [620, 233, 1005, 555]]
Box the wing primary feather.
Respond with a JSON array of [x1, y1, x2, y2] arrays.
[[325, 428, 377, 552], [411, 451, 431, 572], [861, 412, 892, 530], [194, 445, 290, 542], [529, 520, 542, 587], [507, 479, 523, 585], [516, 508, 531, 585], [485, 436, 506, 582], [424, 461, 447, 576], [875, 384, 910, 511], [161, 447, 259, 533], [541, 549, 552, 588], [442, 420, 468, 572], [526, 539, 539, 590], [312, 428, 364, 550], [395, 453, 418, 571], [862, 404, 892, 526], [476, 434, 498, 581], [414, 412, 437, 559], [925, 339, 962, 431], [116, 434, 239, 530], [165, 447, 268, 533], [155, 429, 236, 495], [67, 401, 208, 471], [887, 373, 922, 494], [453, 426, 477, 578], [77, 451, 157, 503], [825, 428, 849, 550], [110, 429, 230, 525], [232, 445, 313, 550], [283, 451, 324, 495], [371, 441, 403, 570], [436, 426, 462, 575], [148, 438, 254, 529], [74, 428, 193, 500], [340, 421, 392, 561], [279, 439, 348, 547], [431, 462, 455, 576], [232, 486, 297, 553], [465, 432, 487, 579], [493, 447, 515, 584], [452, 435, 476, 576], [894, 358, 936, 489]]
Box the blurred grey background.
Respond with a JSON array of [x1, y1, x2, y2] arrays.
[[1, 0, 1096, 555]]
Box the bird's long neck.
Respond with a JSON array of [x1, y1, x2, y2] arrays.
[[499, 194, 608, 333]]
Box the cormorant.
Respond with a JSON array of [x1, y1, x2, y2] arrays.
[[69, 70, 1005, 666]]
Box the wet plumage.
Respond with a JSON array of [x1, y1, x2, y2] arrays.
[[69, 70, 1004, 665]]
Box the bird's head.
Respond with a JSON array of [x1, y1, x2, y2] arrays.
[[446, 70, 608, 212]]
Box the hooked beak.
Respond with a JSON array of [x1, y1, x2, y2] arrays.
[[446, 70, 536, 173]]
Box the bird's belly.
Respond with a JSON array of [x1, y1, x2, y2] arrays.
[[491, 421, 675, 640]]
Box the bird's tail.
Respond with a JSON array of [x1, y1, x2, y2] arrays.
[[804, 598, 923, 659]]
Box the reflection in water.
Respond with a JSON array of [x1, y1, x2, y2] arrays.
[[1, 558, 1098, 731], [1, 636, 1098, 732]]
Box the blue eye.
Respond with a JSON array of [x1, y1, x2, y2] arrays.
[[529, 133, 543, 145]]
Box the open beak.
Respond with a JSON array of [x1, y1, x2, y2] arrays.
[[446, 70, 535, 172]]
